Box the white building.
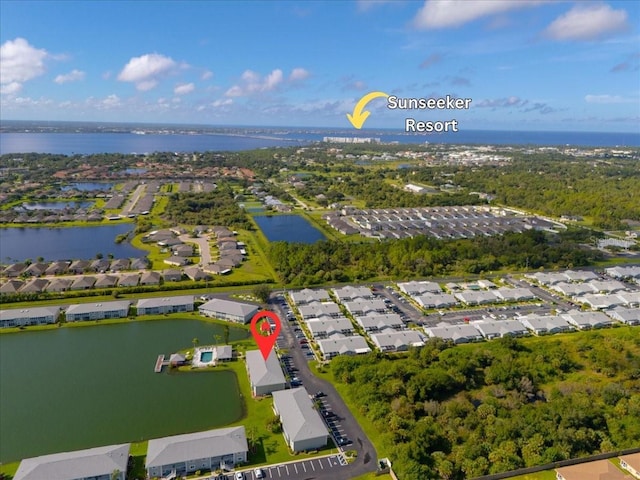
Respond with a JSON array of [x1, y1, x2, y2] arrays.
[[245, 350, 286, 396], [561, 310, 615, 330], [198, 298, 259, 324], [65, 301, 131, 322], [137, 295, 194, 315], [272, 388, 329, 452], [370, 330, 426, 352], [0, 306, 61, 328], [15, 443, 130, 480], [518, 314, 573, 335], [424, 324, 484, 344], [146, 427, 248, 478], [317, 335, 371, 359]]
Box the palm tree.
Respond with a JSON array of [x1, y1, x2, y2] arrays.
[[214, 334, 221, 345], [192, 337, 199, 351]]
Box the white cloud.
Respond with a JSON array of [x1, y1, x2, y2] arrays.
[[357, 0, 395, 12], [174, 82, 195, 95], [585, 94, 636, 104], [225, 68, 285, 97], [413, 0, 543, 29], [289, 67, 310, 81], [1, 81, 22, 95], [212, 98, 233, 107], [117, 53, 177, 91], [201, 70, 213, 80], [476, 96, 528, 108], [54, 69, 85, 84], [0, 37, 48, 93], [544, 4, 629, 41]]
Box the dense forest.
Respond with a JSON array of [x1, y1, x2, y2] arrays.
[[268, 229, 603, 285], [163, 185, 252, 230], [330, 329, 640, 480]]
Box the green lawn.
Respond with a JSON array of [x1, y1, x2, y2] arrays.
[[507, 471, 557, 480]]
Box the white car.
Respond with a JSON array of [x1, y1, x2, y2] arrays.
[[234, 472, 244, 480], [254, 468, 265, 479]]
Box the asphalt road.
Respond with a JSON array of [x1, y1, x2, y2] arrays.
[[269, 296, 379, 480]]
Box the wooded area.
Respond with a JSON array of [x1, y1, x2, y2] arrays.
[[268, 229, 603, 285], [330, 329, 640, 479]]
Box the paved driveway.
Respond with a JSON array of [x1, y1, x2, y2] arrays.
[[225, 455, 347, 480], [268, 295, 379, 480]]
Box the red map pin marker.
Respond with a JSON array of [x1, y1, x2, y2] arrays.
[[250, 310, 282, 361]]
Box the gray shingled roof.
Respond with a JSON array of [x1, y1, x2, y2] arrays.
[[0, 306, 61, 322], [199, 298, 258, 318], [146, 426, 247, 468], [65, 300, 131, 316], [14, 443, 130, 480], [273, 388, 328, 444], [136, 295, 194, 309], [245, 350, 286, 387]]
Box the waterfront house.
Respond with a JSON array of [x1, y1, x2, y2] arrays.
[[68, 260, 92, 274], [130, 257, 149, 270], [23, 262, 48, 277], [109, 258, 130, 272], [245, 349, 286, 396], [145, 426, 248, 478], [65, 301, 131, 322], [272, 387, 329, 452], [13, 443, 130, 480], [0, 306, 61, 328], [198, 298, 259, 324], [90, 258, 111, 273], [137, 295, 194, 315], [44, 261, 70, 276], [3, 262, 27, 277]]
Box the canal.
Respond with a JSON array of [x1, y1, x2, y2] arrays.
[[0, 318, 249, 463]]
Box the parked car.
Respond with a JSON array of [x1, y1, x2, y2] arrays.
[[234, 472, 244, 480], [254, 468, 264, 479]]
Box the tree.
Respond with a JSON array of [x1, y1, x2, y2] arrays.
[[253, 284, 272, 304], [214, 334, 221, 345], [223, 324, 230, 345], [192, 337, 199, 350]]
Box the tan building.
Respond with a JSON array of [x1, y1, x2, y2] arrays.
[[620, 453, 640, 479], [556, 459, 633, 480]]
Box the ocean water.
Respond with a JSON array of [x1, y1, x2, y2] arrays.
[[0, 127, 638, 155]]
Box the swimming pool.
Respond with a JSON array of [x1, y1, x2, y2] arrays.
[[200, 351, 213, 363]]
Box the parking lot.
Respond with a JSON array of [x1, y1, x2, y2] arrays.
[[221, 454, 347, 480], [315, 395, 352, 448]]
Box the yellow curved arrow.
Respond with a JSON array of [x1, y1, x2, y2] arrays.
[[347, 91, 389, 129]]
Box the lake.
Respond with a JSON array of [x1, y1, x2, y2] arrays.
[[253, 214, 326, 243], [0, 224, 145, 262], [0, 318, 250, 463]]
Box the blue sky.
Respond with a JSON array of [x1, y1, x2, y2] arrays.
[[1, 0, 638, 131]]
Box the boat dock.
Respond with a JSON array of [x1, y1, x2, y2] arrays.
[[154, 354, 169, 373]]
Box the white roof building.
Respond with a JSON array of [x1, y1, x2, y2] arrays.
[[472, 320, 529, 339], [454, 290, 498, 305], [397, 281, 442, 295], [563, 270, 598, 282], [519, 314, 573, 335], [332, 285, 373, 302], [493, 287, 537, 302], [289, 288, 330, 305], [414, 293, 458, 309], [561, 310, 615, 330], [370, 330, 426, 352], [577, 294, 625, 310], [245, 350, 286, 396], [317, 335, 371, 359], [0, 306, 61, 328], [298, 301, 342, 320], [424, 324, 484, 344], [137, 295, 194, 315], [306, 317, 354, 339], [550, 282, 595, 297], [65, 300, 131, 321], [587, 279, 627, 294], [272, 388, 329, 452], [604, 307, 640, 325], [605, 265, 640, 279], [146, 427, 247, 478], [14, 443, 130, 480], [616, 291, 640, 307], [355, 313, 403, 332], [343, 299, 387, 316], [198, 298, 259, 324]]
